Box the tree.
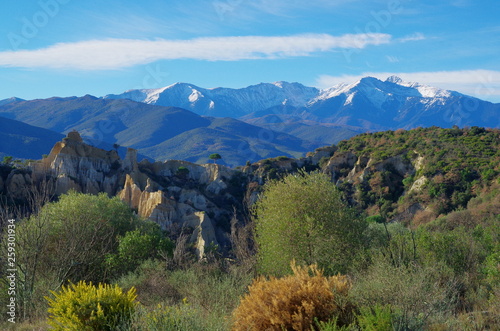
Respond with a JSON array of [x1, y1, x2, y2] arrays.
[[2, 191, 140, 319], [105, 222, 174, 276], [209, 153, 222, 164], [254, 171, 366, 276], [2, 155, 13, 164]]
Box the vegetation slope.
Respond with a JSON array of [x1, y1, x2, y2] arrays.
[[0, 126, 499, 330]]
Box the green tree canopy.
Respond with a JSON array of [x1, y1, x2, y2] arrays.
[[105, 221, 174, 275], [209, 153, 222, 163], [2, 155, 13, 164], [14, 191, 139, 287], [254, 171, 366, 276]]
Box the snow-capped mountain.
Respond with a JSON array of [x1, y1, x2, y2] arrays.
[[104, 76, 499, 130], [104, 81, 319, 117]]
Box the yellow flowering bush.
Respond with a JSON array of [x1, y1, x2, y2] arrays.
[[45, 281, 137, 331]]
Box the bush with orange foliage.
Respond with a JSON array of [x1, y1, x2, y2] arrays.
[[232, 261, 354, 330]]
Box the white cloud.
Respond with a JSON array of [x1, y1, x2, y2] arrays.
[[0, 33, 391, 71], [316, 70, 500, 102], [397, 32, 425, 43]]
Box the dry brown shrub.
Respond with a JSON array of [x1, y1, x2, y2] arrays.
[[232, 261, 353, 330], [395, 128, 406, 135], [444, 210, 474, 229], [412, 209, 437, 227]]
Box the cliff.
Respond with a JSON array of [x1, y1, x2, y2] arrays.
[[9, 131, 240, 259]]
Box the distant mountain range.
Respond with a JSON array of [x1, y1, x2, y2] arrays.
[[0, 76, 498, 165], [104, 76, 500, 130]]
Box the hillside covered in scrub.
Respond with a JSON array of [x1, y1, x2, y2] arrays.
[[1, 126, 500, 330], [244, 126, 500, 225], [328, 126, 500, 222]]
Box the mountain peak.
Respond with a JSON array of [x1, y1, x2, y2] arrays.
[[357, 76, 386, 88], [385, 75, 403, 84], [0, 97, 25, 106], [272, 81, 306, 88]]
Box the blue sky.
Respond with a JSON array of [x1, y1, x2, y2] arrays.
[[0, 0, 499, 102]]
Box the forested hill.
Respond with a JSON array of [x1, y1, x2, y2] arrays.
[[247, 126, 500, 226]]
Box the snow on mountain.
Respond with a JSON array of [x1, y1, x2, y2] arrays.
[[105, 76, 465, 115], [104, 81, 319, 117], [103, 76, 498, 130]]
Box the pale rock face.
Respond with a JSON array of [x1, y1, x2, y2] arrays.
[[184, 212, 219, 259], [368, 154, 416, 177], [179, 189, 207, 210], [327, 151, 358, 170], [324, 151, 357, 181], [34, 131, 122, 196], [118, 174, 220, 259], [346, 156, 370, 183], [330, 152, 417, 186], [413, 154, 425, 171], [119, 174, 143, 211], [142, 159, 234, 195], [137, 190, 164, 220], [119, 174, 166, 220], [306, 146, 337, 165], [122, 148, 139, 172], [151, 160, 234, 185], [410, 176, 428, 193], [53, 176, 81, 195], [206, 179, 227, 195]]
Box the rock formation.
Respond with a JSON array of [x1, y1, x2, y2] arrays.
[[32, 131, 123, 195], [19, 131, 235, 258]]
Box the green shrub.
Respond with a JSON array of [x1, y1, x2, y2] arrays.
[[356, 304, 393, 331], [132, 301, 204, 331], [232, 261, 354, 330], [118, 260, 182, 307], [484, 252, 500, 285], [105, 223, 174, 277], [315, 317, 355, 330], [350, 254, 457, 330], [255, 171, 365, 276], [46, 281, 137, 331], [2, 191, 140, 320], [365, 215, 385, 224]]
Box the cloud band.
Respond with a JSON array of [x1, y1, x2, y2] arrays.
[[0, 33, 391, 70]]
